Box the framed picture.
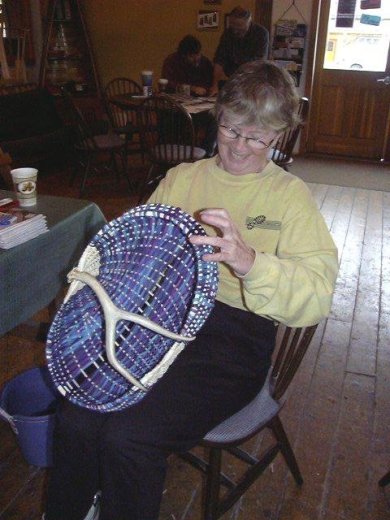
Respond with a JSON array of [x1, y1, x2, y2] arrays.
[[197, 10, 220, 29]]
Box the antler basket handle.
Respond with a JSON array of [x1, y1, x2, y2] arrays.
[[68, 269, 195, 391]]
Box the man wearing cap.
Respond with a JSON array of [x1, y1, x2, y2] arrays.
[[162, 34, 213, 96], [209, 6, 269, 95]]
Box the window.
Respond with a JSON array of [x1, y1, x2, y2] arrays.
[[0, 0, 9, 37], [323, 0, 390, 72], [0, 0, 35, 65]]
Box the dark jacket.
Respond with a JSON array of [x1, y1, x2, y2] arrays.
[[214, 23, 269, 77], [162, 52, 213, 91]]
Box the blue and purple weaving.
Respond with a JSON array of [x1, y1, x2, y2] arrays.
[[46, 204, 219, 412]]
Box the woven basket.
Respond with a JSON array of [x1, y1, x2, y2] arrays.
[[46, 204, 219, 412]]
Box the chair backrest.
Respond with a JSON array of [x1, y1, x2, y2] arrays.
[[103, 77, 142, 129], [271, 323, 318, 401], [137, 95, 197, 165], [61, 87, 98, 152], [269, 97, 310, 168]]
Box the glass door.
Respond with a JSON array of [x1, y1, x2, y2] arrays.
[[307, 0, 390, 161]]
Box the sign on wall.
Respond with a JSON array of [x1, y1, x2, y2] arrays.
[[336, 0, 357, 27]]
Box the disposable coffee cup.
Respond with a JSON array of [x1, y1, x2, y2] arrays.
[[158, 78, 168, 93], [10, 167, 38, 207], [141, 70, 153, 86]]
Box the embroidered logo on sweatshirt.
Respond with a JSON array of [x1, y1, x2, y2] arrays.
[[246, 216, 281, 230]]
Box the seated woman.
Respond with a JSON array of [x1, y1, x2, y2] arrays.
[[45, 61, 338, 520]]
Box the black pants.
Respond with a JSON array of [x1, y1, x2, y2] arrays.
[[45, 302, 276, 520]]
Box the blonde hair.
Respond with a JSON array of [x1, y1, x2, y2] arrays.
[[215, 61, 300, 133]]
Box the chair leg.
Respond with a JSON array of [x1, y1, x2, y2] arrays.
[[109, 151, 121, 185], [270, 415, 303, 485], [79, 157, 92, 197], [69, 155, 81, 186], [203, 448, 222, 520], [69, 166, 78, 187], [119, 149, 134, 194], [202, 441, 281, 519], [137, 163, 155, 204], [379, 469, 390, 487]]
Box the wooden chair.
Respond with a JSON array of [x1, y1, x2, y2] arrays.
[[136, 95, 206, 203], [0, 146, 12, 190], [179, 323, 318, 520], [103, 77, 144, 160], [62, 87, 132, 197], [268, 97, 310, 171]]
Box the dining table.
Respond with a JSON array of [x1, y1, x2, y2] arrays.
[[0, 190, 106, 337], [111, 92, 216, 115], [111, 92, 216, 153]]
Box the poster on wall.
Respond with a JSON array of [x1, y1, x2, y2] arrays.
[[197, 10, 219, 29], [360, 13, 381, 25], [336, 0, 357, 28], [361, 0, 381, 8]]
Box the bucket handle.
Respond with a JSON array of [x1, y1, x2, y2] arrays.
[[0, 406, 18, 435]]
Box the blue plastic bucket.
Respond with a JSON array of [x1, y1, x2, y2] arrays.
[[0, 366, 59, 467]]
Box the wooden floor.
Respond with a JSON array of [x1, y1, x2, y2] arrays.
[[1, 165, 390, 519]]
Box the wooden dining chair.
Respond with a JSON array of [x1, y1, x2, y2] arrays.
[[136, 95, 206, 203], [179, 323, 318, 520], [61, 87, 133, 197], [103, 77, 144, 161], [268, 97, 310, 171]]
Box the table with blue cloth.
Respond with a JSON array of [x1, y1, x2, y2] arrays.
[[0, 190, 107, 336]]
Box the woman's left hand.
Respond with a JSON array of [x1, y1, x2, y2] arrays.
[[191, 86, 207, 96], [189, 208, 256, 276]]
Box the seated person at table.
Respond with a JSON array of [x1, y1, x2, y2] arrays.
[[45, 61, 338, 520], [162, 34, 213, 96], [210, 6, 269, 95]]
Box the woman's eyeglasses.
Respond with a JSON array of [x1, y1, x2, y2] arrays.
[[218, 124, 274, 150]]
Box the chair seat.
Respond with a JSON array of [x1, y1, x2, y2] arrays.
[[78, 133, 125, 151], [114, 121, 137, 137], [203, 370, 280, 444], [152, 144, 206, 163]]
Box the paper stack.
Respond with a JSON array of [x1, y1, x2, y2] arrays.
[[0, 208, 48, 249]]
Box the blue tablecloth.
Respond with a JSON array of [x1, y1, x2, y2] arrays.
[[0, 190, 107, 336]]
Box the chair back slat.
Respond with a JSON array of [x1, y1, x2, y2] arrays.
[[271, 323, 317, 401], [61, 87, 98, 152], [269, 97, 309, 169], [104, 77, 142, 130], [137, 95, 196, 165]]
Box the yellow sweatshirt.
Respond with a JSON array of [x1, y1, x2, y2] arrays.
[[148, 157, 338, 327]]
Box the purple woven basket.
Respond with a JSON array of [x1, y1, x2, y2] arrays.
[[46, 204, 219, 412]]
